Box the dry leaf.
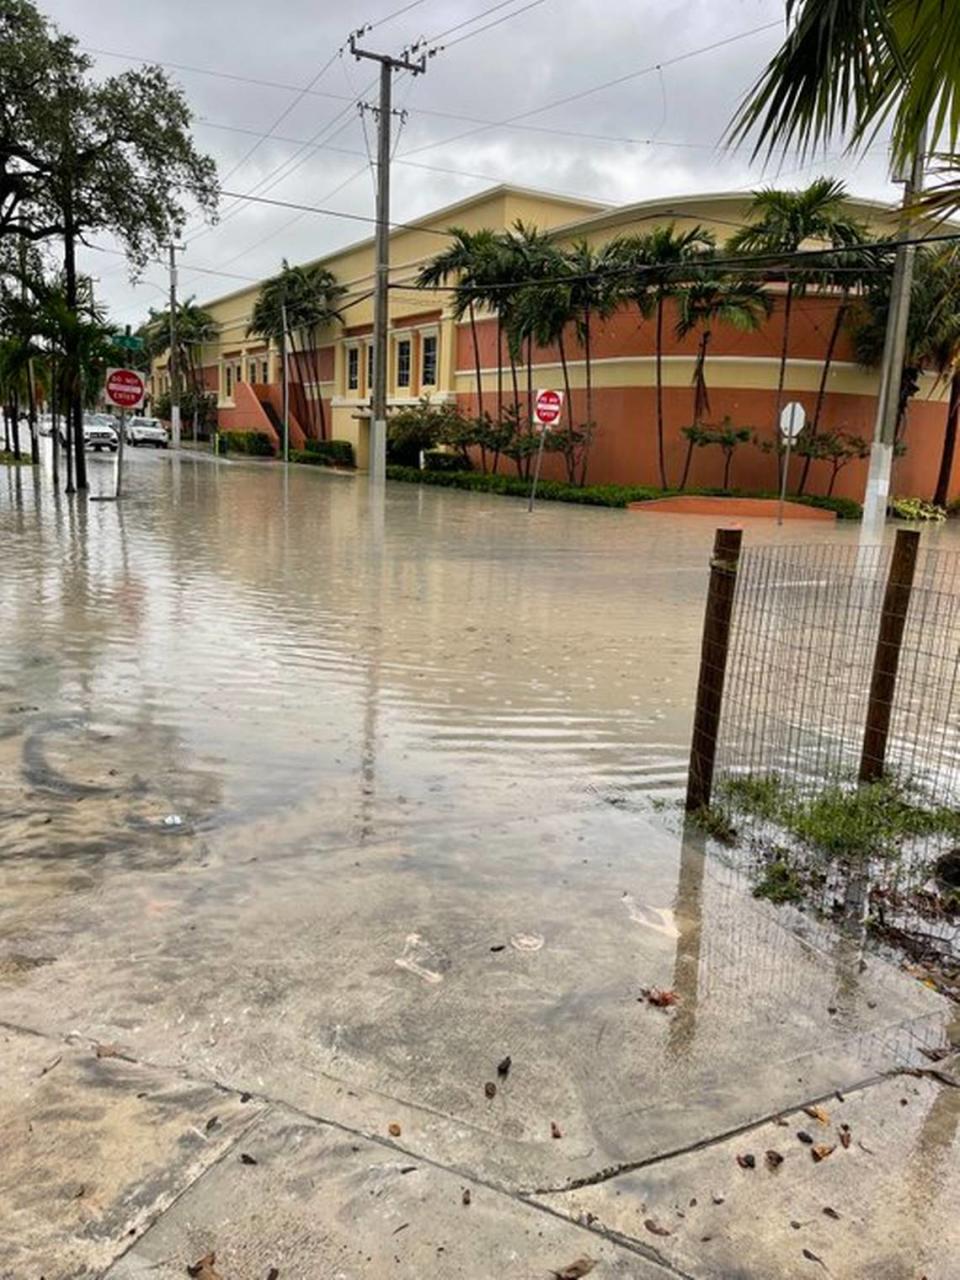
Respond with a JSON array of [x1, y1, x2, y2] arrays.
[[839, 1129, 851, 1149], [186, 1253, 222, 1280], [484, 1081, 497, 1099], [804, 1105, 830, 1125], [266, 1270, 279, 1280], [552, 1258, 596, 1279], [550, 1121, 563, 1139], [797, 1130, 814, 1144], [822, 1206, 841, 1220], [497, 1055, 512, 1077], [643, 987, 679, 1007], [811, 1143, 835, 1162], [644, 1219, 672, 1237], [802, 1247, 827, 1268], [765, 1150, 784, 1169], [239, 1152, 257, 1165], [462, 1188, 471, 1206], [388, 1122, 402, 1137], [736, 1153, 756, 1169]]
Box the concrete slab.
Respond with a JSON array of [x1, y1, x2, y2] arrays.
[[106, 1106, 670, 1280], [539, 1060, 960, 1280], [0, 1027, 266, 1280], [0, 807, 949, 1192]]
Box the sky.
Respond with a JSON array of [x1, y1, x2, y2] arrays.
[[37, 0, 900, 324]]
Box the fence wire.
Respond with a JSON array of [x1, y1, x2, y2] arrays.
[[711, 542, 960, 969]]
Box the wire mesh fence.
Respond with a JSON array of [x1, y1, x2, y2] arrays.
[[700, 536, 960, 973]]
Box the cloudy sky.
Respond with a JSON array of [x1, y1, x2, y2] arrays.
[[38, 0, 898, 323]]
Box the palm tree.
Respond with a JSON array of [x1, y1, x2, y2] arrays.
[[728, 0, 960, 183], [609, 224, 715, 488], [563, 239, 621, 484], [674, 275, 772, 488], [498, 221, 557, 430], [727, 179, 864, 478], [142, 297, 218, 414]]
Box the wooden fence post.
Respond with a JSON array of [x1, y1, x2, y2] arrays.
[[859, 527, 920, 783], [686, 527, 743, 812]]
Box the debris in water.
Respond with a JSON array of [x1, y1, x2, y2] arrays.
[[822, 1206, 841, 1220], [462, 1189, 471, 1206], [38, 1054, 62, 1078], [802, 1247, 827, 1269], [186, 1253, 221, 1279], [484, 1081, 497, 1099], [644, 1219, 672, 1237], [490, 944, 506, 953], [711, 1192, 725, 1205], [239, 1092, 252, 1103], [497, 1055, 512, 1078], [839, 1126, 852, 1150], [639, 987, 679, 1008], [550, 1121, 563, 1139], [388, 1123, 402, 1137], [163, 814, 183, 827], [772, 1115, 789, 1126], [736, 1153, 756, 1169], [552, 1259, 595, 1280], [204, 1115, 220, 1133], [797, 1130, 814, 1144], [765, 1150, 784, 1169], [239, 1153, 257, 1166], [267, 1270, 279, 1280], [811, 1143, 835, 1162], [804, 1105, 830, 1125]]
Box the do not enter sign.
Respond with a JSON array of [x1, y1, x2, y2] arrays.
[[533, 388, 564, 427], [105, 367, 146, 410]]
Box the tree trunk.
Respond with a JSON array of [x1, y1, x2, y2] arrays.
[[12, 393, 21, 461], [579, 309, 593, 487], [526, 335, 533, 427], [655, 290, 667, 489], [827, 464, 839, 497], [813, 293, 847, 433], [693, 331, 711, 423], [63, 220, 87, 492], [27, 357, 39, 465], [774, 282, 793, 488], [723, 448, 733, 490], [680, 437, 695, 490], [468, 299, 484, 418], [496, 313, 503, 424], [509, 351, 520, 417], [50, 359, 60, 487], [934, 369, 960, 508]]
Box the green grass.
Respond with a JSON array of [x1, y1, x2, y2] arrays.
[[385, 466, 862, 518], [0, 450, 34, 465], [688, 803, 738, 844], [752, 859, 806, 905]]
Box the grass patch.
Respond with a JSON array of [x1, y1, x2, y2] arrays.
[[385, 466, 862, 518], [753, 859, 806, 905], [688, 803, 738, 844], [0, 450, 34, 465]]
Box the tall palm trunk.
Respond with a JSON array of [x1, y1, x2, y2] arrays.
[[800, 291, 849, 494], [27, 358, 38, 465], [509, 349, 520, 416], [680, 435, 696, 490], [655, 290, 667, 489], [496, 314, 503, 424], [934, 370, 960, 508], [579, 307, 593, 487], [526, 335, 533, 428], [468, 299, 484, 418], [11, 394, 21, 461], [693, 331, 711, 424], [774, 281, 794, 486]]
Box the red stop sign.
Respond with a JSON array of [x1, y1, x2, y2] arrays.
[[534, 388, 563, 426], [105, 367, 146, 410]]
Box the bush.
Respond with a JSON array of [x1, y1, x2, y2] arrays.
[[890, 496, 946, 522], [300, 439, 355, 467], [384, 467, 863, 517], [422, 449, 467, 473], [218, 430, 274, 456]]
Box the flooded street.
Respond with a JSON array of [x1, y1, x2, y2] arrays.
[[2, 451, 959, 1279]]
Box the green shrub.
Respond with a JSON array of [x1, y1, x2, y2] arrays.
[[890, 496, 946, 522], [300, 439, 355, 467], [422, 449, 467, 473], [218, 430, 274, 457]]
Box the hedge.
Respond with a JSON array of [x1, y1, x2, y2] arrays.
[[299, 439, 355, 467], [217, 430, 274, 457], [384, 466, 862, 519]]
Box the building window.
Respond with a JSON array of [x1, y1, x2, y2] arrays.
[[347, 346, 359, 391], [396, 338, 411, 389], [225, 364, 232, 398], [235, 362, 243, 390], [262, 359, 270, 384], [421, 333, 437, 386], [248, 358, 259, 383]]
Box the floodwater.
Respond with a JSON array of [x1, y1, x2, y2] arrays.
[[2, 448, 959, 1276]]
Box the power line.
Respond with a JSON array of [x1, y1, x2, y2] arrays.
[[431, 0, 549, 49]]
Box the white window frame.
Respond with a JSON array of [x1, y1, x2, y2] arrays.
[[420, 329, 439, 388], [395, 335, 412, 390], [347, 345, 360, 392]]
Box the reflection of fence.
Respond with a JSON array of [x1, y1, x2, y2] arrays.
[[686, 529, 960, 964]]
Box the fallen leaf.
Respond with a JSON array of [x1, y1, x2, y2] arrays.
[[550, 1121, 563, 1140], [765, 1150, 784, 1169], [267, 1270, 279, 1280], [736, 1153, 756, 1169], [239, 1091, 252, 1103], [497, 1055, 512, 1078], [94, 1043, 121, 1059], [38, 1054, 62, 1078], [204, 1115, 220, 1133], [462, 1188, 471, 1206], [805, 1105, 830, 1125], [644, 1219, 672, 1237], [388, 1122, 402, 1137], [239, 1153, 257, 1165], [772, 1115, 789, 1127], [484, 1081, 497, 1099], [797, 1130, 814, 1144], [811, 1143, 836, 1162], [642, 987, 679, 1007], [186, 1253, 222, 1280], [802, 1247, 827, 1269], [489, 944, 506, 953], [839, 1130, 851, 1150], [822, 1206, 841, 1220], [552, 1258, 596, 1279]]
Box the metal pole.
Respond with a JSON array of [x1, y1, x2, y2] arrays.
[[370, 58, 392, 486], [777, 434, 792, 526], [168, 243, 182, 450], [528, 424, 547, 512], [862, 142, 925, 532], [281, 299, 290, 465], [116, 407, 126, 498]]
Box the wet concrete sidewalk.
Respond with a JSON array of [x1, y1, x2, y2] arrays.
[[2, 453, 959, 1277]]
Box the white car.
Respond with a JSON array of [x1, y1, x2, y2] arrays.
[[83, 414, 119, 452], [125, 416, 169, 448]]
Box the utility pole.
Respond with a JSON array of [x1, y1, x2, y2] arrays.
[[280, 297, 290, 464], [167, 243, 185, 450], [350, 29, 431, 484], [861, 140, 925, 532]]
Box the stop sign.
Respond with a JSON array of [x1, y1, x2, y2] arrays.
[[105, 367, 146, 410], [534, 388, 564, 427]]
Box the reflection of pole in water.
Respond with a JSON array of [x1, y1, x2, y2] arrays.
[[359, 483, 385, 842], [667, 820, 707, 1057]]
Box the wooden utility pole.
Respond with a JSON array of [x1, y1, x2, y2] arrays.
[[859, 528, 920, 783], [349, 29, 430, 483], [686, 527, 743, 812]]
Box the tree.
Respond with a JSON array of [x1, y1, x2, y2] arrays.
[[728, 0, 960, 182], [142, 297, 217, 419], [563, 239, 621, 484], [680, 418, 752, 491], [727, 179, 865, 479], [608, 224, 715, 488], [674, 274, 771, 434], [8, 3, 217, 490]]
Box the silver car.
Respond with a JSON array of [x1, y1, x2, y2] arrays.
[[125, 416, 169, 448], [83, 414, 118, 452]]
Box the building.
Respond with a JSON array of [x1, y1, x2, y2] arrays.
[[150, 184, 957, 501]]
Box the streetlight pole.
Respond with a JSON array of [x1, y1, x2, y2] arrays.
[[167, 243, 185, 450]]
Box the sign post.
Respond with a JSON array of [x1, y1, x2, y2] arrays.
[[105, 366, 146, 499], [777, 401, 806, 526], [528, 389, 564, 513]]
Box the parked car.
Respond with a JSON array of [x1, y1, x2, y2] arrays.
[[125, 416, 168, 448], [83, 414, 118, 452]]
